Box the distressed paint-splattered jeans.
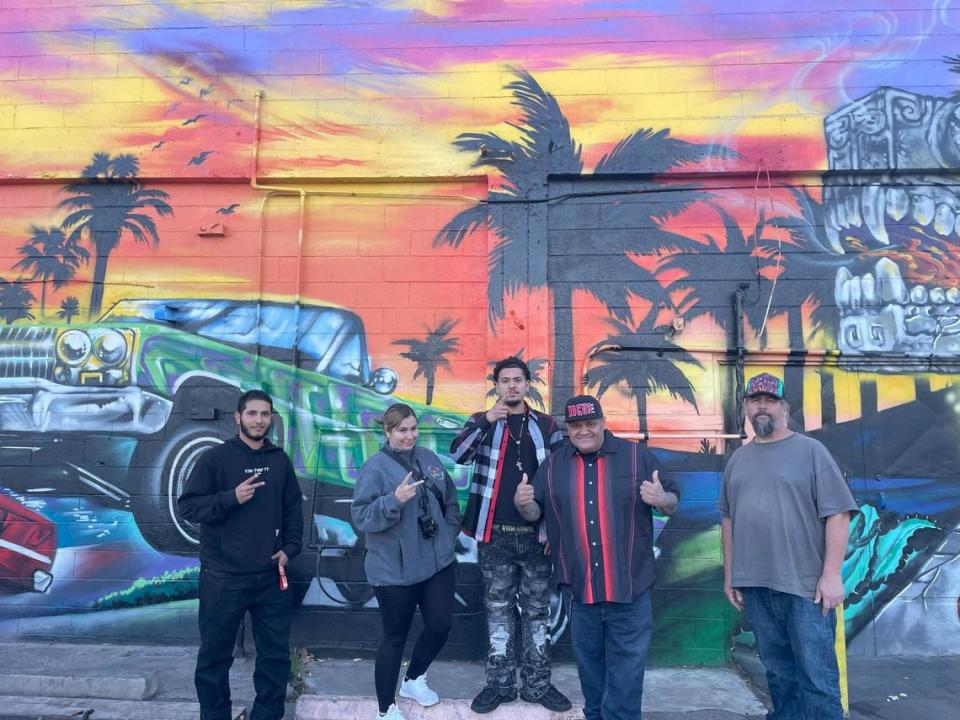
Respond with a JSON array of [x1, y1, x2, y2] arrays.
[[478, 528, 552, 695]]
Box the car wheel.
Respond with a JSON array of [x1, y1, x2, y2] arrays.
[[315, 545, 377, 607], [130, 423, 228, 555]]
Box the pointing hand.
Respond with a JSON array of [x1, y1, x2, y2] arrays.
[[640, 470, 666, 507], [235, 473, 264, 504], [394, 472, 424, 504]]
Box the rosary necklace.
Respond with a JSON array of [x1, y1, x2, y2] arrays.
[[506, 412, 527, 472]]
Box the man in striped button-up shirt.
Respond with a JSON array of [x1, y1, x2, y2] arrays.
[[515, 394, 679, 720]]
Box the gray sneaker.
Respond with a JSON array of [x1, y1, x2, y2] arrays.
[[398, 673, 439, 707]]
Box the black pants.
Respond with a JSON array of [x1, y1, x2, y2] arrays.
[[196, 568, 292, 720], [373, 563, 455, 712]]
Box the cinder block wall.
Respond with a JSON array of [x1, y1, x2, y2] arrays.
[[0, 2, 958, 663]]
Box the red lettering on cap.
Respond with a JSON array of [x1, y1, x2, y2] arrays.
[[567, 402, 595, 418]]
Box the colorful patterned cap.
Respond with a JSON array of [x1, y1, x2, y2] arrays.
[[745, 372, 784, 399], [564, 394, 604, 422]]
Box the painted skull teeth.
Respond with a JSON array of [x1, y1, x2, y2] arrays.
[[821, 89, 960, 362], [835, 258, 960, 357], [824, 183, 960, 249]]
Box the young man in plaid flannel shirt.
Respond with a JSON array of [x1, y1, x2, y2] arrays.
[[451, 356, 570, 714]]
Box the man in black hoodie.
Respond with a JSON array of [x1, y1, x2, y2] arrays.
[[179, 389, 304, 720]]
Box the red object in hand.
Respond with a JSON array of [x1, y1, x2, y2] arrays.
[[278, 563, 288, 592]]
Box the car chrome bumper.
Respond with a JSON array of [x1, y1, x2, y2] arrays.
[[0, 382, 172, 434]]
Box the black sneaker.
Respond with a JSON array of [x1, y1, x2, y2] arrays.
[[521, 684, 572, 712], [471, 685, 518, 714]]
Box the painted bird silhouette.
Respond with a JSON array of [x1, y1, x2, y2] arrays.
[[216, 203, 240, 215], [152, 141, 166, 151], [181, 114, 207, 126], [199, 83, 217, 98], [187, 151, 215, 166], [178, 77, 192, 86]]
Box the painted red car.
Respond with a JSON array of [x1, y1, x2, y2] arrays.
[[0, 494, 56, 593]]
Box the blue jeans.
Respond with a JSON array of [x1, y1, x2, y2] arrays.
[[570, 589, 652, 720], [742, 587, 842, 720]]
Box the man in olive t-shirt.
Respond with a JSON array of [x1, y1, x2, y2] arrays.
[[719, 373, 858, 720]]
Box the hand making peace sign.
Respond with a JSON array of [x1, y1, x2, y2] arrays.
[[394, 471, 424, 503]]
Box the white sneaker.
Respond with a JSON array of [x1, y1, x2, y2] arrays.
[[378, 704, 406, 720], [398, 673, 440, 707]]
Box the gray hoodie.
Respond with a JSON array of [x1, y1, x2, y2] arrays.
[[352, 446, 462, 587]]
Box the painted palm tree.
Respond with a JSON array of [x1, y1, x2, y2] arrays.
[[57, 296, 81, 324], [0, 277, 35, 324], [485, 348, 548, 409], [59, 152, 173, 318], [435, 69, 733, 412], [393, 318, 461, 405], [665, 198, 845, 428], [761, 187, 851, 427], [13, 226, 89, 315], [769, 186, 897, 424], [767, 187, 845, 348], [661, 204, 780, 346], [583, 315, 703, 434], [659, 204, 784, 429]]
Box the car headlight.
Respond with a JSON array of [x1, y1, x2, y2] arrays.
[[93, 330, 127, 366], [53, 327, 135, 387], [56, 330, 92, 366]]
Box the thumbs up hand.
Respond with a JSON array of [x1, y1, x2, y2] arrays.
[[514, 473, 535, 509], [640, 470, 666, 507], [394, 472, 424, 504]]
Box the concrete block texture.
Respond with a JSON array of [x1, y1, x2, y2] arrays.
[[0, 671, 158, 700]]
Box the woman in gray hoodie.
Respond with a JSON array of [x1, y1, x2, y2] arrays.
[[352, 403, 462, 720]]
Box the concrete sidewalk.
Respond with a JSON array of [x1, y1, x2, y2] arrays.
[[297, 658, 764, 719], [0, 640, 765, 719], [733, 646, 960, 720], [0, 639, 955, 719]]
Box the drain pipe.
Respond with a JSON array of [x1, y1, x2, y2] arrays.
[[734, 284, 748, 439], [250, 90, 307, 369]]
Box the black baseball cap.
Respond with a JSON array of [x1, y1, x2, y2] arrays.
[[564, 394, 604, 422]]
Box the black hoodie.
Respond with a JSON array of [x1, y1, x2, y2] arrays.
[[178, 436, 304, 574]]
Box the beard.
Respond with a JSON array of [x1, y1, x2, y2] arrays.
[[503, 394, 524, 408], [240, 419, 270, 442], [750, 413, 775, 438]]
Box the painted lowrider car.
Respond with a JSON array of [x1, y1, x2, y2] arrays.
[[0, 298, 468, 601]]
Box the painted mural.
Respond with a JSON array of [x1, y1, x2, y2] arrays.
[[0, 0, 959, 664]]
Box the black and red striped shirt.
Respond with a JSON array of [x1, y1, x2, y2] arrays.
[[532, 431, 677, 604]]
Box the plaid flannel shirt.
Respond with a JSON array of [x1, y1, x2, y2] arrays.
[[451, 404, 564, 542]]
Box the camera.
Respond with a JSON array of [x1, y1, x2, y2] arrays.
[[418, 513, 439, 540], [416, 481, 439, 539]]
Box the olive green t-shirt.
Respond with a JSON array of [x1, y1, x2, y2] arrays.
[[718, 433, 858, 599]]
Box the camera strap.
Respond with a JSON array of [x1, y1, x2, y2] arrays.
[[380, 447, 447, 517]]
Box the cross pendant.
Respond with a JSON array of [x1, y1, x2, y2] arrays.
[[516, 459, 523, 472]]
